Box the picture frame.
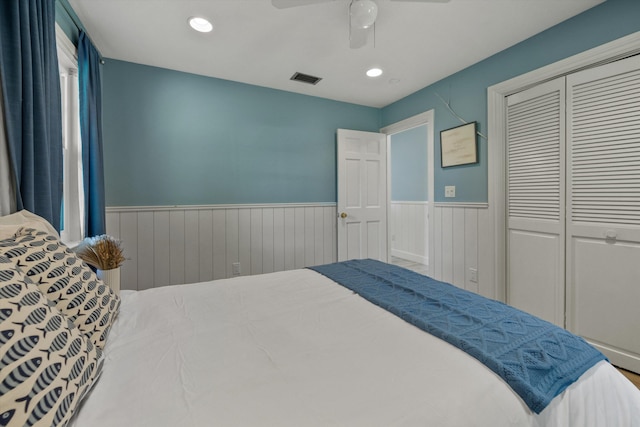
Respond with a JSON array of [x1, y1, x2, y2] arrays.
[[440, 122, 478, 168]]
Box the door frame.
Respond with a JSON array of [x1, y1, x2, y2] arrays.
[[381, 110, 435, 277], [488, 31, 640, 302]]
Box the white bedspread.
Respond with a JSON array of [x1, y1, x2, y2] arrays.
[[71, 269, 640, 426]]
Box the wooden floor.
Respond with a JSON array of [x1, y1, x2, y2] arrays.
[[390, 257, 640, 391]]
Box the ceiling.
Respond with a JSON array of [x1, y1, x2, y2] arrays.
[[68, 0, 604, 108]]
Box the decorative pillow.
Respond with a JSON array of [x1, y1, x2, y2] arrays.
[[0, 228, 120, 349], [0, 254, 103, 427], [0, 210, 60, 240]]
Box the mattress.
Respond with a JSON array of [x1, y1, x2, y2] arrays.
[[70, 268, 640, 427]]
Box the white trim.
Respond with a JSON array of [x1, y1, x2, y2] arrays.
[[391, 249, 428, 266], [106, 202, 336, 213], [390, 201, 429, 206], [0, 67, 15, 216], [434, 202, 488, 209], [488, 31, 640, 98], [488, 30, 640, 304], [380, 110, 434, 135], [55, 24, 77, 64], [56, 23, 84, 244], [382, 110, 435, 277]]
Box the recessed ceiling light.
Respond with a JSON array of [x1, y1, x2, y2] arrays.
[[366, 68, 383, 77], [188, 16, 213, 33]]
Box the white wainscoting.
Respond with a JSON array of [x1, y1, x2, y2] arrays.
[[105, 204, 337, 291], [430, 203, 492, 297], [105, 202, 498, 300], [390, 202, 428, 265]]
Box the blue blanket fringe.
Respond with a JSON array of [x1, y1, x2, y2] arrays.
[[309, 259, 606, 414]]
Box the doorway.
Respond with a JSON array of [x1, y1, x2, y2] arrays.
[[381, 110, 435, 277], [389, 125, 429, 272]]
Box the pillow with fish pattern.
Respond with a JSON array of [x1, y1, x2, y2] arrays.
[[0, 228, 120, 349], [0, 254, 103, 427]]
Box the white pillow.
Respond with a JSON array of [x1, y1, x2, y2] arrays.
[[0, 209, 59, 240]]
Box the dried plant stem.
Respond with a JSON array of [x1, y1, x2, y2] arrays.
[[76, 235, 126, 270]]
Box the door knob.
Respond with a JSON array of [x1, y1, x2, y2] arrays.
[[339, 212, 347, 219]]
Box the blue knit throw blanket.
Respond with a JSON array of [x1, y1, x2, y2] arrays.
[[308, 259, 606, 414]]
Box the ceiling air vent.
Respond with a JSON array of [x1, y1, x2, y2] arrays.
[[290, 72, 322, 85]]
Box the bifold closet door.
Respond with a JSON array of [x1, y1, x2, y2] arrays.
[[566, 55, 640, 373], [506, 78, 566, 327]]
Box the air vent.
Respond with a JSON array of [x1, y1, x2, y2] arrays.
[[290, 72, 322, 85]]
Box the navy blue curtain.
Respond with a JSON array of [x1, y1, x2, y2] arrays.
[[0, 0, 63, 230], [78, 30, 105, 237]]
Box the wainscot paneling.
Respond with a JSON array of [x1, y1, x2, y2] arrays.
[[105, 203, 497, 299], [105, 204, 337, 291], [430, 203, 491, 298], [390, 202, 428, 265]]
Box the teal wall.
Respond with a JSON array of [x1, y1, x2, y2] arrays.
[[71, 0, 640, 206], [381, 0, 640, 202], [58, 1, 380, 206], [102, 60, 380, 206], [390, 126, 428, 202]]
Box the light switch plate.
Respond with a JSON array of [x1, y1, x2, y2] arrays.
[[445, 186, 456, 198]]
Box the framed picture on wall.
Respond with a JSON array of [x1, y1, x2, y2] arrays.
[[440, 122, 478, 168]]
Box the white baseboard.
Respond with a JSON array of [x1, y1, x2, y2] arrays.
[[391, 249, 428, 265]]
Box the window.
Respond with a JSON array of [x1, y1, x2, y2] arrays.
[[0, 70, 16, 215], [56, 25, 85, 244]]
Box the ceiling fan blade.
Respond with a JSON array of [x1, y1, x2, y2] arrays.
[[349, 27, 369, 49], [389, 0, 451, 3], [271, 0, 335, 9]]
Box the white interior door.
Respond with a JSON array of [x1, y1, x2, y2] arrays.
[[506, 78, 566, 327], [337, 129, 387, 262], [566, 55, 640, 373]]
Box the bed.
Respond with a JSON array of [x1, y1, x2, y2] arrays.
[[1, 211, 640, 427]]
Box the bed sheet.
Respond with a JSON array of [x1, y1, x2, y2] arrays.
[[70, 269, 640, 427]]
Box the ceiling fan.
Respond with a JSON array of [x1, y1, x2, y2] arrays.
[[272, 0, 451, 49]]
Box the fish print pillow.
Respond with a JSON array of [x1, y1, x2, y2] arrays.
[[0, 254, 103, 427], [0, 228, 120, 349]]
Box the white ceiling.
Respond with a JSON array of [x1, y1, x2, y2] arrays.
[[69, 0, 604, 108]]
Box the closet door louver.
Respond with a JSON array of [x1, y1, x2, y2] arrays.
[[566, 55, 640, 374], [505, 78, 565, 327], [508, 90, 562, 221], [569, 66, 640, 225]]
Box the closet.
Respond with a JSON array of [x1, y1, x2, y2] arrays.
[[506, 54, 640, 374]]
